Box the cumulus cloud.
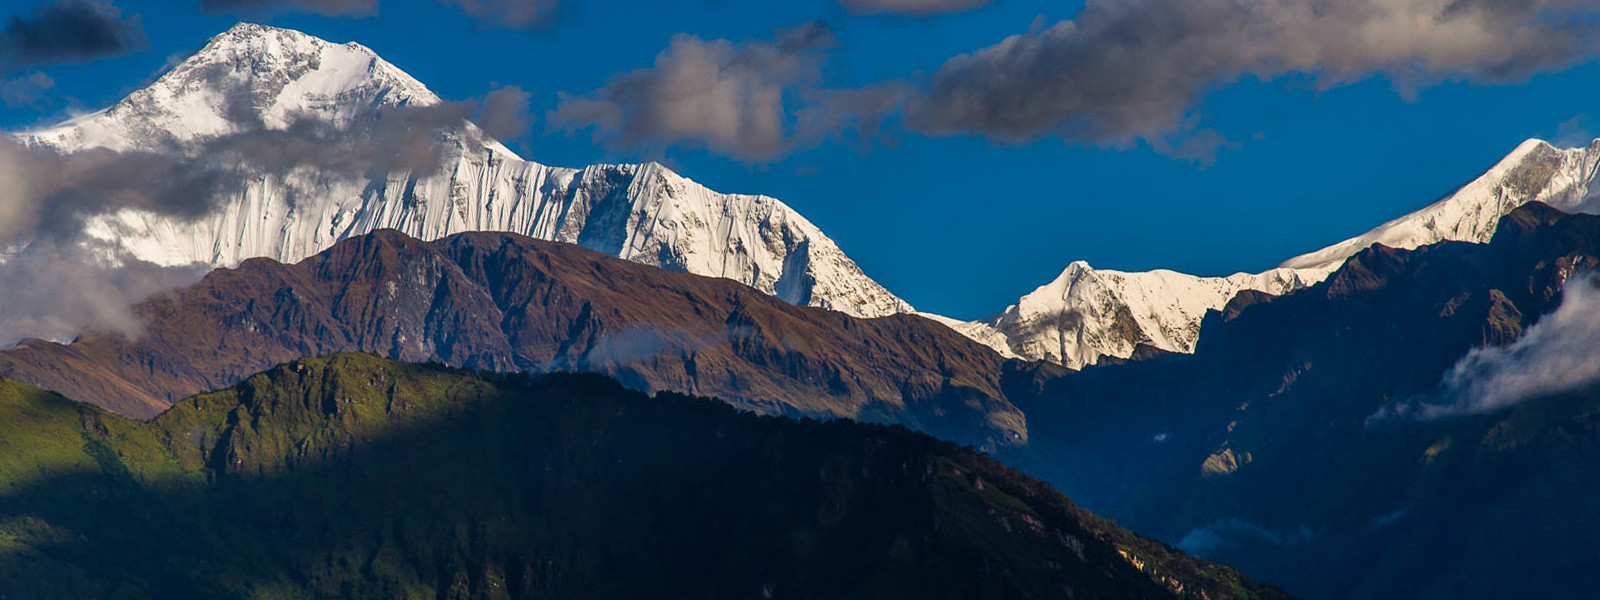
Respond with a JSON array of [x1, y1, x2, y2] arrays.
[[905, 0, 1600, 158], [1385, 274, 1600, 419], [549, 22, 899, 162], [0, 0, 146, 72], [838, 0, 990, 16]]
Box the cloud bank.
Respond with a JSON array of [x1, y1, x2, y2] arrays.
[[906, 0, 1600, 157]]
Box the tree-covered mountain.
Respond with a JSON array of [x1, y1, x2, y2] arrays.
[[0, 353, 1284, 600], [0, 229, 1047, 450], [1006, 203, 1600, 599]]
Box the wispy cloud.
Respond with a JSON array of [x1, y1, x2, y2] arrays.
[[0, 71, 53, 107], [0, 242, 205, 347], [440, 0, 559, 30], [1382, 273, 1600, 420], [1176, 518, 1316, 556]]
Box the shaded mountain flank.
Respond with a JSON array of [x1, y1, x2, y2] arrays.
[[1006, 203, 1600, 599], [0, 353, 1288, 600], [0, 230, 1051, 449]]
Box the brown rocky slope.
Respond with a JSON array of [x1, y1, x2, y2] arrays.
[[0, 230, 1042, 449]]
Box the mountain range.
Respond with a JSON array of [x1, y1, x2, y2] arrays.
[[16, 23, 1600, 370], [8, 21, 1600, 599], [954, 138, 1600, 367]]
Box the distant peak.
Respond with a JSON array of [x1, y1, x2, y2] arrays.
[[207, 21, 325, 48], [33, 21, 444, 149], [222, 21, 273, 35], [194, 21, 381, 64], [215, 21, 338, 44]]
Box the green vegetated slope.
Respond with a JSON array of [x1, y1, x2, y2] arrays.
[[0, 353, 1286, 600]]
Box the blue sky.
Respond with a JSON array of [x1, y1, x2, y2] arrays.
[[4, 0, 1598, 319]]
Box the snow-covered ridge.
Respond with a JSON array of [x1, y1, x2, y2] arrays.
[[946, 263, 1310, 366], [18, 23, 913, 320], [1280, 138, 1600, 274], [954, 136, 1600, 369]]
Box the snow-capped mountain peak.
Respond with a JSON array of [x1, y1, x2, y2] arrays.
[[32, 23, 440, 153], [951, 135, 1600, 369], [952, 260, 1309, 368], [11, 24, 912, 320]]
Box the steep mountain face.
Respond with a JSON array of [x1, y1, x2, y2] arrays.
[[0, 229, 1030, 449], [1006, 204, 1600, 599], [0, 353, 1288, 600], [959, 137, 1600, 369], [20, 23, 912, 319]]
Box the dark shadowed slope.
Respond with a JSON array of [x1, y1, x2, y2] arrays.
[[0, 353, 1286, 600], [1009, 203, 1600, 599], [0, 230, 1050, 449]]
